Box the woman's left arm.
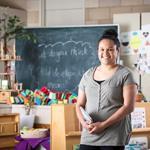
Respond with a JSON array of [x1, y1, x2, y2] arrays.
[[89, 84, 137, 134]]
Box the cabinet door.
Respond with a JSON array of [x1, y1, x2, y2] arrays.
[[0, 122, 17, 135]]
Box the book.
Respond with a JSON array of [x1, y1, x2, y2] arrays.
[[1, 80, 8, 90], [129, 136, 148, 150], [131, 107, 146, 129], [80, 107, 93, 124]]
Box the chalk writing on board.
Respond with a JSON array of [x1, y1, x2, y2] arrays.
[[38, 40, 93, 61]]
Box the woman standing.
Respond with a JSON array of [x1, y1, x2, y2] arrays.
[[76, 29, 137, 150]]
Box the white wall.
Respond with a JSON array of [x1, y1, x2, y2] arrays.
[[0, 6, 27, 24], [141, 12, 150, 102], [113, 13, 140, 32], [0, 0, 85, 27], [12, 104, 51, 124], [26, 0, 85, 27], [0, 104, 11, 113], [45, 0, 84, 26], [26, 0, 41, 27]]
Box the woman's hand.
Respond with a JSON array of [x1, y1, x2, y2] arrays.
[[88, 121, 106, 134], [81, 121, 93, 130]]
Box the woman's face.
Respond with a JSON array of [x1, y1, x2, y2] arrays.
[[98, 39, 118, 65]]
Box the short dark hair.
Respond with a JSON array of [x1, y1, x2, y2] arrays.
[[98, 29, 120, 50]]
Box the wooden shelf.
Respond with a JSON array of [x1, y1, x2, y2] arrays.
[[66, 131, 81, 137], [0, 73, 15, 75], [0, 113, 19, 116], [0, 58, 22, 61], [51, 103, 150, 149], [0, 89, 19, 92], [65, 128, 150, 136], [132, 127, 150, 133]]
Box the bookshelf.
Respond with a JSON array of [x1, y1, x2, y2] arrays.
[[51, 103, 150, 149], [0, 113, 19, 149], [0, 40, 21, 103], [131, 102, 150, 148]]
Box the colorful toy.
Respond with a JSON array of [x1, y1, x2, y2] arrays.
[[12, 86, 77, 106]]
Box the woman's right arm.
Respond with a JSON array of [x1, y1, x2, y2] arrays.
[[76, 89, 90, 129]]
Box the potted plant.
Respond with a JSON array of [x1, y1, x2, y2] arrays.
[[0, 13, 37, 89], [0, 13, 36, 55], [19, 89, 35, 115], [18, 89, 35, 129]]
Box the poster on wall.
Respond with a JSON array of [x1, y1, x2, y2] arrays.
[[120, 28, 150, 74], [136, 26, 150, 74], [120, 31, 142, 55]]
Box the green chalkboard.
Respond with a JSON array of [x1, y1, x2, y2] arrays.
[[16, 25, 118, 93]]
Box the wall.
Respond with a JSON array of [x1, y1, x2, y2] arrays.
[[0, 0, 39, 27], [85, 0, 150, 24], [45, 0, 84, 26], [26, 0, 150, 26], [0, 6, 27, 24], [0, 0, 27, 10], [26, 0, 42, 26], [3, 0, 150, 27], [0, 104, 11, 113], [1, 0, 150, 26], [12, 104, 51, 124]]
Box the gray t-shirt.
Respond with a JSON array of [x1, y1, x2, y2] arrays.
[[79, 65, 136, 146]]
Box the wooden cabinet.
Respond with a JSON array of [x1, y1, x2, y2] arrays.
[[0, 57, 21, 91], [131, 102, 150, 148], [51, 104, 80, 150], [0, 113, 19, 149], [51, 103, 150, 150]]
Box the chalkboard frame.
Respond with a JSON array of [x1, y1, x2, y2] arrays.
[[16, 24, 119, 93]]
